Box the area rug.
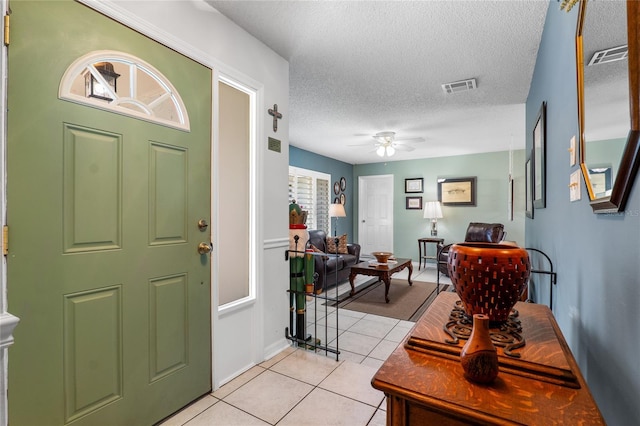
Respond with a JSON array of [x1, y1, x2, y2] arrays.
[[332, 279, 450, 321]]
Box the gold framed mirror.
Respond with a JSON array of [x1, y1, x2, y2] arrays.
[[576, 0, 640, 213]]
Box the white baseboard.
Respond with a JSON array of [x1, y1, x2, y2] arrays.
[[262, 338, 291, 362]]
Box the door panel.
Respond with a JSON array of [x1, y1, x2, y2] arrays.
[[358, 175, 394, 255], [7, 1, 212, 425], [149, 274, 188, 381], [63, 286, 123, 423], [149, 142, 188, 244], [63, 124, 123, 252]]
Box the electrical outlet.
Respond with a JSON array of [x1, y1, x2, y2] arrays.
[[569, 306, 579, 321]]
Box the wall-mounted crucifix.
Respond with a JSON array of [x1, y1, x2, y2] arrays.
[[268, 104, 283, 132]]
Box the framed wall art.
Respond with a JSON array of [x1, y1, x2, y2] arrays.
[[526, 152, 534, 218], [406, 196, 423, 210], [438, 177, 477, 206], [533, 101, 546, 209], [405, 178, 424, 193]]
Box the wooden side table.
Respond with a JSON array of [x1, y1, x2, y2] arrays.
[[418, 237, 444, 269]]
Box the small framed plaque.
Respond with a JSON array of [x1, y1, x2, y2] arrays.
[[405, 178, 424, 193]]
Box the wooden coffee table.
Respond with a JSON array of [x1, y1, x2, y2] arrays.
[[348, 258, 413, 303]]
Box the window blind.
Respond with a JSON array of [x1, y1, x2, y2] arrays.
[[289, 167, 331, 233]]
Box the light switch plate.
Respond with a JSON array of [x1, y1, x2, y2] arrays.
[[570, 170, 581, 201], [569, 135, 576, 166]]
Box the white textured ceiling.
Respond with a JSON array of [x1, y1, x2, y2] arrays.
[[206, 0, 551, 164]]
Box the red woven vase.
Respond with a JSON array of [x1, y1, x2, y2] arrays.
[[447, 242, 530, 322]]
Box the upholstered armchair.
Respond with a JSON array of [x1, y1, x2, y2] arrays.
[[437, 222, 506, 278]]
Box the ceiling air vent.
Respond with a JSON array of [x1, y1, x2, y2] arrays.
[[588, 45, 628, 66], [441, 78, 477, 94]]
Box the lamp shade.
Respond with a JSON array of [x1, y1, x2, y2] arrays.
[[329, 203, 346, 217], [423, 201, 443, 219]]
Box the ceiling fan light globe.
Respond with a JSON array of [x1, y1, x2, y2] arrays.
[[386, 146, 395, 156], [376, 146, 386, 157]]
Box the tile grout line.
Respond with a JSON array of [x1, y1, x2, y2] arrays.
[[267, 351, 385, 425], [178, 264, 443, 425]]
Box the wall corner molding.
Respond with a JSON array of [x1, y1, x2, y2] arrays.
[[263, 237, 289, 250]]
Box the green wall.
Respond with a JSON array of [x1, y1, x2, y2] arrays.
[[353, 150, 526, 260]]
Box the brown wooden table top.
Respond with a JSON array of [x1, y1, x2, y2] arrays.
[[351, 258, 411, 273], [371, 292, 605, 425]]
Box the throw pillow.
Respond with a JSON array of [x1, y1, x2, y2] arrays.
[[309, 244, 324, 254], [326, 234, 348, 254]]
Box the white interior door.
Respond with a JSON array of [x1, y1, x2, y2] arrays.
[[358, 175, 394, 256]]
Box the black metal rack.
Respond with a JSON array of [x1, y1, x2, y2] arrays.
[[284, 235, 341, 361], [525, 247, 557, 310]]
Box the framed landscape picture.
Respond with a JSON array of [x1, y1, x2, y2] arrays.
[[438, 177, 477, 206], [526, 152, 534, 218]]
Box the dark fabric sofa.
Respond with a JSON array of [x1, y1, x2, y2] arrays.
[[307, 229, 361, 293], [437, 222, 506, 277]]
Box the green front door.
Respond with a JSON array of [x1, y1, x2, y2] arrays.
[[7, 1, 212, 425]]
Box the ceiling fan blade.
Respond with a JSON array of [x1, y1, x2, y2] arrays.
[[394, 137, 426, 143], [348, 142, 378, 147], [394, 145, 415, 152]]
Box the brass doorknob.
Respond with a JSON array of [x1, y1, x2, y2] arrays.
[[197, 242, 212, 254]]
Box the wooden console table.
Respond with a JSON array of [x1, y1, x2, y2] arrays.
[[371, 292, 604, 425], [349, 258, 413, 303]]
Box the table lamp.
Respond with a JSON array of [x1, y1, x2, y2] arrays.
[[329, 203, 346, 237], [423, 201, 443, 236]]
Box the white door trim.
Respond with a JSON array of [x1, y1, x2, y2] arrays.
[[1, 1, 15, 424]]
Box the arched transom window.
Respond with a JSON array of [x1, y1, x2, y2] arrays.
[[59, 50, 190, 131]]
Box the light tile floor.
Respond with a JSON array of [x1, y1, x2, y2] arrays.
[[160, 264, 451, 426]]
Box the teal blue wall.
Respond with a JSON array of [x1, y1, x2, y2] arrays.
[[526, 3, 639, 424], [289, 146, 354, 238], [353, 151, 526, 260]]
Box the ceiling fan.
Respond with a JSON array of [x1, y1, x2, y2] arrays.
[[353, 131, 425, 157]]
